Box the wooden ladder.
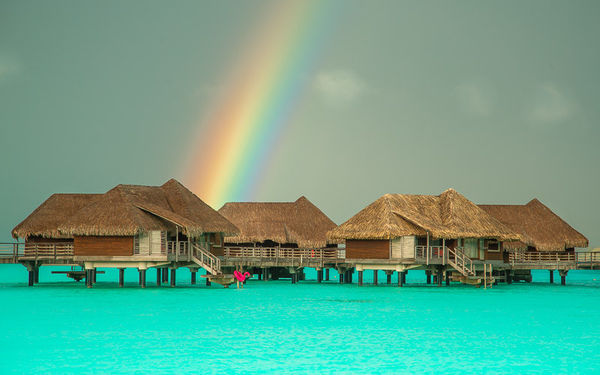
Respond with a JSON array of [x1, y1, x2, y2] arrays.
[[446, 246, 475, 277], [191, 243, 222, 275]]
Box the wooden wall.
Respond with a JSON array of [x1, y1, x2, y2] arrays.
[[346, 240, 390, 259], [74, 236, 134, 256]]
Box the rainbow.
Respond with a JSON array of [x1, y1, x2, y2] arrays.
[[184, 0, 339, 208]]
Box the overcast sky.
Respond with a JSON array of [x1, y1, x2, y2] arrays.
[[1, 0, 598, 247]]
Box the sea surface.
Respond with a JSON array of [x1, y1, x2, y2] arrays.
[[1, 265, 599, 374]]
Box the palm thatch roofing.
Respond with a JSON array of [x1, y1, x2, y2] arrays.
[[327, 189, 521, 242], [479, 199, 588, 251], [218, 196, 337, 248], [12, 194, 101, 239], [12, 179, 238, 239]]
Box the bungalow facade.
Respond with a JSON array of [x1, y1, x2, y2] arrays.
[[479, 199, 588, 271], [327, 189, 522, 283], [12, 179, 238, 286], [218, 196, 338, 281]]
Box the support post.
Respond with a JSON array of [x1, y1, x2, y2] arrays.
[[156, 268, 161, 286], [549, 270, 554, 284], [317, 269, 323, 283], [86, 269, 93, 288], [386, 271, 392, 285], [206, 272, 211, 286], [347, 269, 353, 283], [162, 268, 168, 283], [170, 268, 176, 287], [119, 268, 125, 287], [28, 270, 34, 286], [139, 269, 146, 288], [358, 270, 363, 286], [398, 271, 403, 287], [191, 270, 197, 285], [426, 270, 431, 284], [560, 270, 567, 286], [34, 267, 40, 284], [437, 267, 442, 286], [339, 270, 344, 284], [92, 268, 97, 284], [402, 271, 407, 285], [325, 268, 330, 281], [373, 270, 378, 285], [445, 270, 450, 286], [291, 272, 296, 284], [505, 270, 512, 284]]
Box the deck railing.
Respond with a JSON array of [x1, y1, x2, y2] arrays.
[[167, 241, 189, 256], [0, 243, 74, 261], [415, 245, 446, 264], [576, 252, 600, 263], [224, 246, 340, 260], [509, 251, 576, 265], [0, 243, 25, 262]]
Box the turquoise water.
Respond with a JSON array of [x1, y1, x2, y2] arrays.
[[1, 265, 600, 374]]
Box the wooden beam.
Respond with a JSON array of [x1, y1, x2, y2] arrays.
[[119, 268, 124, 287]]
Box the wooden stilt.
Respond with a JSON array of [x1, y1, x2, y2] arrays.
[[358, 270, 363, 286], [325, 268, 330, 281], [339, 271, 344, 284], [560, 271, 567, 285], [170, 269, 176, 287], [28, 270, 34, 286], [139, 269, 146, 288], [162, 268, 168, 283], [206, 272, 211, 286], [317, 269, 323, 283], [373, 270, 378, 285], [426, 270, 431, 284], [402, 271, 407, 285], [191, 271, 197, 285], [34, 267, 40, 284], [156, 268, 161, 286], [119, 268, 124, 287], [506, 270, 512, 284], [398, 271, 403, 287], [445, 271, 450, 286], [549, 270, 554, 284], [437, 268, 442, 286], [86, 269, 93, 288], [291, 273, 296, 284], [386, 271, 392, 284], [92, 268, 97, 284], [348, 269, 353, 283]]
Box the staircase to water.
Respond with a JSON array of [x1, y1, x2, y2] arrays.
[[191, 243, 222, 275]]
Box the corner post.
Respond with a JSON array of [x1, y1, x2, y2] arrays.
[[119, 268, 125, 287]]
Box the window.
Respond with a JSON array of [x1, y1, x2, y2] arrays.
[[485, 239, 500, 252]]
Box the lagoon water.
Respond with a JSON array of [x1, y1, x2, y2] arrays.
[[1, 265, 600, 374]]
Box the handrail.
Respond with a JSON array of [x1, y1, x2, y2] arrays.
[[223, 246, 339, 260], [191, 243, 221, 275], [447, 246, 474, 276], [509, 251, 577, 264]]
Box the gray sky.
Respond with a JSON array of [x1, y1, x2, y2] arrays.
[[1, 0, 598, 247]]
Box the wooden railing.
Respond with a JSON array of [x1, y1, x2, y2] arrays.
[[509, 251, 576, 265], [577, 252, 600, 263], [167, 241, 189, 256], [447, 246, 475, 276], [224, 246, 340, 260], [23, 243, 74, 259], [191, 243, 221, 275], [0, 243, 25, 263], [415, 245, 445, 264]]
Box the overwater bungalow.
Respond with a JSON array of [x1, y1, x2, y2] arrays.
[[218, 196, 338, 281], [327, 189, 522, 285], [11, 179, 238, 287], [479, 199, 589, 283]]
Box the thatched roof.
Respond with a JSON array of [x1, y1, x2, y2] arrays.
[[13, 179, 238, 239], [479, 199, 588, 251], [12, 194, 100, 239], [327, 189, 521, 242], [218, 196, 337, 248]]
